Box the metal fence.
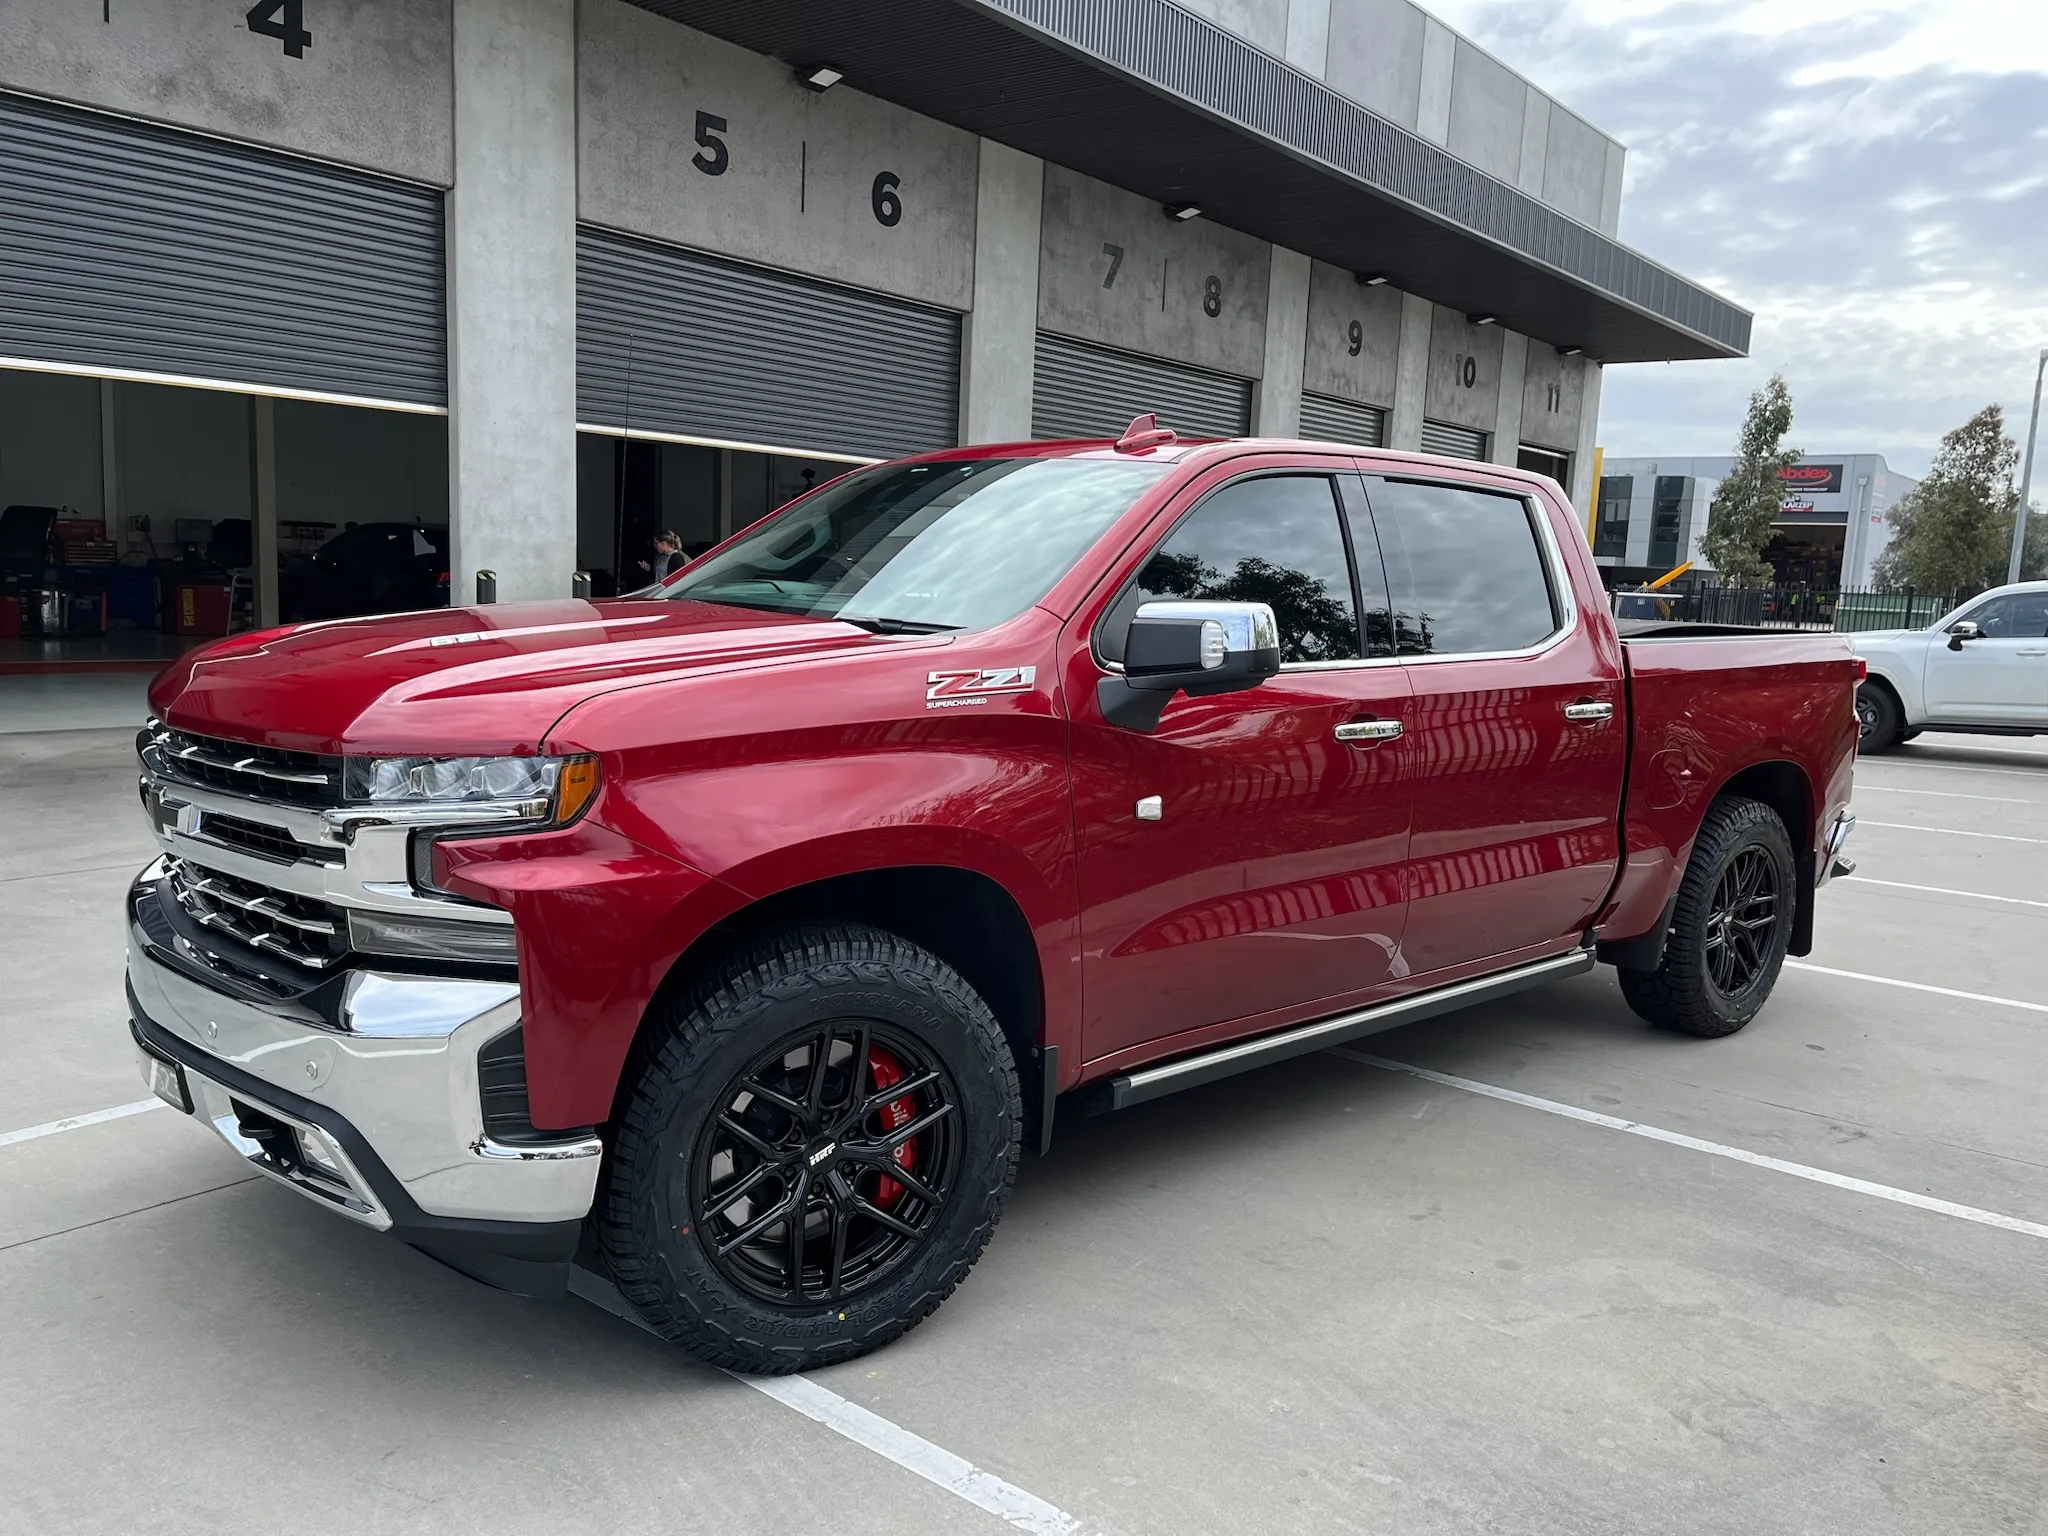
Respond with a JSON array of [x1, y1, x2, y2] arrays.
[[1609, 582, 1963, 634]]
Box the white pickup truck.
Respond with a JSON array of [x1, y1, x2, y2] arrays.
[[1853, 581, 2048, 751]]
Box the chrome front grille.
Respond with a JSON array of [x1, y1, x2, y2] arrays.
[[138, 722, 343, 809], [165, 856, 348, 971]]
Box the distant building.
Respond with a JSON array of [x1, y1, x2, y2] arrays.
[[1592, 455, 1917, 588]]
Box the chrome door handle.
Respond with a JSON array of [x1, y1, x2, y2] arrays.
[[1334, 719, 1403, 744], [1563, 701, 1615, 723]]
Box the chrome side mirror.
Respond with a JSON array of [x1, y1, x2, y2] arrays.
[[1947, 619, 1981, 651], [1099, 600, 1282, 732]]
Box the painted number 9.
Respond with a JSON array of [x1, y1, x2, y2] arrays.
[[872, 171, 902, 227], [1202, 274, 1222, 318], [1347, 320, 1363, 356]]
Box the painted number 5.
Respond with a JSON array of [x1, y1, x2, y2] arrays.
[[246, 0, 311, 57], [692, 111, 729, 175]]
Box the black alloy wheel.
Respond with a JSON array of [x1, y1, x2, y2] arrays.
[[1616, 794, 1797, 1037], [1702, 847, 1779, 998], [692, 1022, 959, 1306], [600, 921, 1020, 1373]]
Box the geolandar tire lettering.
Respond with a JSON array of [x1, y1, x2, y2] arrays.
[[598, 921, 1021, 1374]]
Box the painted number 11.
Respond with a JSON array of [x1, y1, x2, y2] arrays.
[[246, 0, 311, 57]]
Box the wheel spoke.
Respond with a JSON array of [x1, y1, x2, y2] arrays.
[[825, 1173, 853, 1300], [739, 1077, 809, 1120], [716, 1113, 783, 1162], [804, 1031, 832, 1117], [874, 1158, 944, 1206], [715, 1186, 803, 1256], [703, 1158, 782, 1221], [786, 1174, 812, 1298], [852, 1194, 925, 1239], [850, 1067, 943, 1126], [875, 1099, 955, 1152]]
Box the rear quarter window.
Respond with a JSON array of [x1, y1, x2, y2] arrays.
[[1365, 479, 1561, 656]]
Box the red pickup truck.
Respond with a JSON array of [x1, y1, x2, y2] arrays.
[[128, 426, 1860, 1373]]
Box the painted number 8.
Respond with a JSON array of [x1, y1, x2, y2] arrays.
[[1202, 275, 1222, 318]]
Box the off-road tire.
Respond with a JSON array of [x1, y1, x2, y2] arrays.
[[600, 921, 1021, 1374], [1617, 796, 1797, 1038], [1855, 682, 1903, 752]]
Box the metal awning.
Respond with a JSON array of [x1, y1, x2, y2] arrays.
[[629, 0, 1750, 363]]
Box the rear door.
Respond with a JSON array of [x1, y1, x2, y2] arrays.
[[1922, 591, 2048, 723], [1352, 471, 1625, 978], [1067, 458, 1413, 1067]]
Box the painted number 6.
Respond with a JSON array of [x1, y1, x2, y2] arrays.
[[872, 172, 903, 227]]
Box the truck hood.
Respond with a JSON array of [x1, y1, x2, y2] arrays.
[[148, 599, 908, 756]]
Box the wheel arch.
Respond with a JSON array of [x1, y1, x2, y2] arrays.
[[1712, 759, 1816, 956], [621, 863, 1054, 1149]]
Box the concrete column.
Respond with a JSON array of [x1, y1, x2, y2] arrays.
[[1491, 330, 1528, 466], [1572, 362, 1604, 517], [1417, 20, 1456, 146], [1283, 0, 1331, 76], [1253, 247, 1311, 438], [1389, 292, 1433, 452], [959, 139, 1044, 444], [248, 397, 280, 628], [448, 0, 577, 604]]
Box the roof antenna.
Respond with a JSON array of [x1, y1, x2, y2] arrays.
[[1114, 413, 1177, 453]]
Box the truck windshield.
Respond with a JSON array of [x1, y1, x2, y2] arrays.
[[660, 457, 1168, 632]]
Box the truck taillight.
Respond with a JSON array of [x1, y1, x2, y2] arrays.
[[1853, 658, 1867, 682]]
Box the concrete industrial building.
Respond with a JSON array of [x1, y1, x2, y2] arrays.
[[1595, 454, 1916, 589], [0, 0, 1746, 663]]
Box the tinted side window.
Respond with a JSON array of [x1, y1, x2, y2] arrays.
[[1105, 476, 1362, 665], [1967, 594, 2048, 638], [1365, 479, 1559, 656]]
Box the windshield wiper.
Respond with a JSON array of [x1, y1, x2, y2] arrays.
[[836, 615, 960, 635]]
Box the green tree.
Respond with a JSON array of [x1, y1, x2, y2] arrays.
[[1871, 405, 2020, 595], [1700, 374, 1798, 585], [2020, 506, 2048, 582]]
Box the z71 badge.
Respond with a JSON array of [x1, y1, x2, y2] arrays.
[[925, 666, 1037, 709]]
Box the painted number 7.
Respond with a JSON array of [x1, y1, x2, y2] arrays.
[[1101, 242, 1125, 289]]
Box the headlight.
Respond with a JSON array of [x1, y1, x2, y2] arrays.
[[343, 755, 601, 825]]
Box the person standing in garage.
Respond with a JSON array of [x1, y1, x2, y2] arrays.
[[637, 531, 684, 584]]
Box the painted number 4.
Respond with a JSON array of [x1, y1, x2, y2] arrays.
[[246, 0, 311, 57]]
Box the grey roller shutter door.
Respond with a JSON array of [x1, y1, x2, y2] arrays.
[[1420, 418, 1490, 460], [1032, 332, 1253, 441], [0, 93, 444, 407], [578, 227, 961, 461], [1299, 392, 1387, 448]]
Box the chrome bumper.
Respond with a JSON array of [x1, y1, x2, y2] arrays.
[[1817, 809, 1857, 887], [126, 865, 602, 1234]]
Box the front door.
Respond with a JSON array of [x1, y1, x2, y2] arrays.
[[1354, 471, 1626, 978], [1923, 591, 2048, 723], [1067, 463, 1414, 1068]]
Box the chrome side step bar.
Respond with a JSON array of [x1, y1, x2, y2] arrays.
[[1108, 946, 1596, 1110]]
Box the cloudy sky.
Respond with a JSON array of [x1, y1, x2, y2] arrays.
[[1429, 0, 2048, 479]]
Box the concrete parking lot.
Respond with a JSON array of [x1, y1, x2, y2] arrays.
[[5, 719, 2046, 1535]]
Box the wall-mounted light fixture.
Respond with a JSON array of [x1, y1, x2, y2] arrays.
[[1163, 203, 1202, 222], [796, 63, 845, 91], [1557, 345, 1584, 358], [1468, 312, 1498, 327], [1356, 273, 1389, 286]]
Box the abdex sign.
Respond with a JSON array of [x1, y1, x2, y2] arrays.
[[1779, 462, 1844, 494]]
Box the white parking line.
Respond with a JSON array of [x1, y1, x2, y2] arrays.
[[1838, 876, 2048, 911], [1855, 785, 2031, 804], [1864, 760, 2047, 780], [1331, 1049, 2048, 1243], [0, 1098, 162, 1149], [746, 1374, 1082, 1535], [1860, 820, 2048, 844], [1784, 962, 2048, 1014], [1900, 743, 2048, 760]]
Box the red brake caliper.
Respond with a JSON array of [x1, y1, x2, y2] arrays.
[[867, 1045, 919, 1209]]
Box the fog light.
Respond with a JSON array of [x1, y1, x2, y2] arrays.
[[347, 909, 519, 965], [295, 1125, 351, 1187]]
